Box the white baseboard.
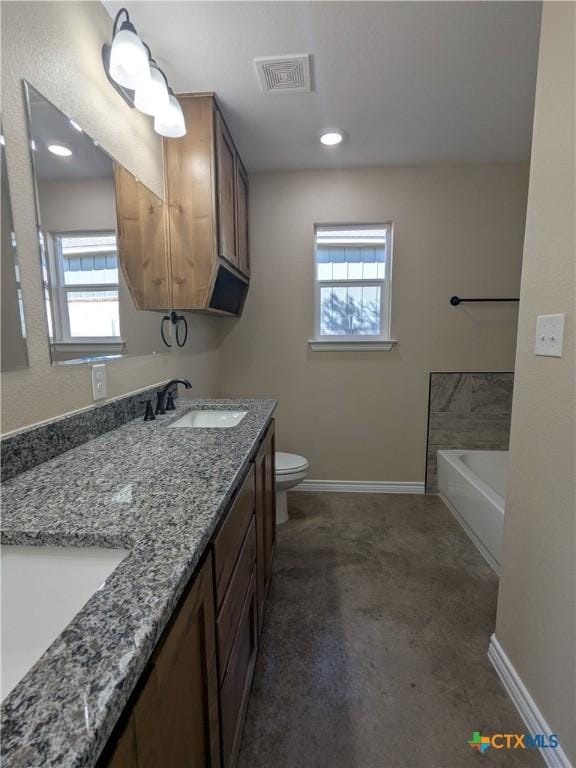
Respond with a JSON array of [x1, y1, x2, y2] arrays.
[[292, 480, 425, 494], [488, 635, 573, 768]]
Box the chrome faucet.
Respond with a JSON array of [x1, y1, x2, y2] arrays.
[[155, 378, 192, 415]]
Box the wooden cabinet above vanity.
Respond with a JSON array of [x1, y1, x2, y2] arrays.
[[165, 94, 250, 313], [114, 93, 250, 316], [114, 166, 170, 311]]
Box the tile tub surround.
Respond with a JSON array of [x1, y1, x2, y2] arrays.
[[0, 398, 276, 768], [0, 384, 173, 482], [426, 373, 514, 493]]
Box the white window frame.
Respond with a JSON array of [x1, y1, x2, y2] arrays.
[[50, 230, 123, 347], [310, 223, 396, 351]]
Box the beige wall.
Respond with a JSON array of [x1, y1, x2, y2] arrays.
[[495, 3, 575, 761], [38, 177, 116, 232], [218, 164, 528, 481], [1, 1, 220, 435]]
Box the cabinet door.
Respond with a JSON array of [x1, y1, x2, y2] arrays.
[[105, 715, 138, 768], [132, 667, 168, 768], [254, 445, 266, 631], [217, 517, 257, 681], [114, 164, 170, 310], [100, 554, 220, 768], [220, 571, 258, 768], [154, 552, 221, 768], [213, 466, 255, 608], [215, 112, 238, 269], [164, 95, 217, 310], [254, 421, 276, 631], [264, 425, 276, 578], [235, 161, 250, 277]]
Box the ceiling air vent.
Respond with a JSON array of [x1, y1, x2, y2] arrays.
[[254, 54, 312, 94]]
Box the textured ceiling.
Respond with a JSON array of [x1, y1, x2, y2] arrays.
[[104, 1, 541, 172]]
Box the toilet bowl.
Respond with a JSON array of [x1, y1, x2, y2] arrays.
[[275, 452, 309, 525]]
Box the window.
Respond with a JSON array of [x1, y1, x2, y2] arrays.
[[312, 224, 394, 349], [51, 232, 121, 343]]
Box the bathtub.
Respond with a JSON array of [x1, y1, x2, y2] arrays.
[[437, 450, 508, 574]]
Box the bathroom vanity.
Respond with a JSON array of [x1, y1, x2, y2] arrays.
[[101, 424, 275, 768], [0, 396, 276, 768]]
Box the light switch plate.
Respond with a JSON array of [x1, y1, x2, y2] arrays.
[[534, 314, 565, 357], [91, 363, 107, 400]]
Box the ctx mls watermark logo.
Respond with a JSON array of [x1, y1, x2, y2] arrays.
[[468, 731, 560, 754]]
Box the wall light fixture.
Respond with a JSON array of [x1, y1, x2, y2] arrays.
[[102, 8, 186, 138], [134, 61, 169, 116], [154, 88, 187, 138]]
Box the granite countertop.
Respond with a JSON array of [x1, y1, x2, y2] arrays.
[[0, 398, 276, 768]]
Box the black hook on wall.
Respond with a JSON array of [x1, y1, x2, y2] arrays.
[[161, 311, 188, 348]]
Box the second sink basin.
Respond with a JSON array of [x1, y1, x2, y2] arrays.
[[169, 410, 248, 429], [2, 544, 129, 701]]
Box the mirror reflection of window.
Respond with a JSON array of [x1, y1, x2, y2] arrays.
[[25, 83, 124, 361], [23, 82, 172, 365], [1, 131, 29, 372], [52, 233, 120, 340]]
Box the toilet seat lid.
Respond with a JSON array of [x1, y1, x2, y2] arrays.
[[276, 452, 308, 475]]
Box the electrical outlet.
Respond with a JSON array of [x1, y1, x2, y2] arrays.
[[91, 363, 107, 400], [534, 314, 565, 357]]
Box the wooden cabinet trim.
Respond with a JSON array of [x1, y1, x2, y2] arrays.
[[219, 570, 258, 768], [255, 421, 275, 632], [213, 464, 256, 608], [235, 158, 250, 278], [114, 164, 171, 311], [104, 713, 138, 768], [215, 110, 238, 269], [217, 516, 256, 683]]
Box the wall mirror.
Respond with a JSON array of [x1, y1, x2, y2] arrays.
[[23, 81, 176, 365], [1, 130, 29, 371]]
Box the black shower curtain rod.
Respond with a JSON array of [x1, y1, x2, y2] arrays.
[[449, 296, 520, 306]]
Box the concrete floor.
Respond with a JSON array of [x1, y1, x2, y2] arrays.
[[239, 492, 542, 768]]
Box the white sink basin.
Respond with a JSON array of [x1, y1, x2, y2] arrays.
[[1, 544, 129, 701], [168, 410, 248, 429]]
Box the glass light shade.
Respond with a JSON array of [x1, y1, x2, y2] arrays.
[[154, 94, 186, 138], [109, 26, 150, 89], [134, 64, 169, 116]]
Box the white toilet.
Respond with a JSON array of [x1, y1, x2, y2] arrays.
[[275, 452, 309, 524]]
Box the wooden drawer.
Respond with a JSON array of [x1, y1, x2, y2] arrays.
[[217, 516, 256, 682], [220, 570, 258, 768], [214, 465, 255, 608]]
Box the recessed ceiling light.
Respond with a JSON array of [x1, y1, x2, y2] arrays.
[[48, 144, 73, 157], [320, 131, 344, 147]]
